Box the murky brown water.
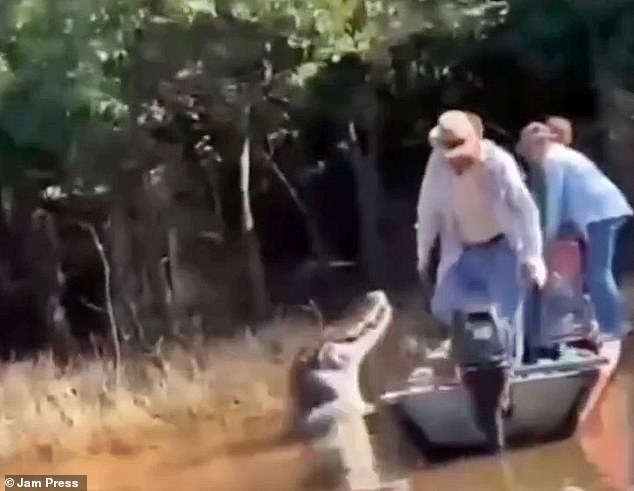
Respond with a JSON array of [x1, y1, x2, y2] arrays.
[[405, 374, 631, 491], [402, 339, 634, 491], [2, 339, 634, 491]]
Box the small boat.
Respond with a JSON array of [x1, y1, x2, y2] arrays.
[[381, 341, 620, 454], [380, 241, 623, 456]]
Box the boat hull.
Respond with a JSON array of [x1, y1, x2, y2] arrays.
[[382, 343, 621, 453]]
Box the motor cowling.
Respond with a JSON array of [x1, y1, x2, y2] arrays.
[[450, 305, 512, 370]]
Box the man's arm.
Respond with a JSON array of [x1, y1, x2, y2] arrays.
[[496, 150, 547, 286], [416, 150, 442, 274]]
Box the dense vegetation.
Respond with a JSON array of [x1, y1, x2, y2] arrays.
[[0, 0, 632, 360]]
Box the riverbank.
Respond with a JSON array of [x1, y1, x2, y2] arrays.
[[0, 289, 422, 491], [0, 315, 327, 467], [0, 287, 435, 469]]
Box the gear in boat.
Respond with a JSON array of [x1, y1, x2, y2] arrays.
[[380, 240, 622, 456]]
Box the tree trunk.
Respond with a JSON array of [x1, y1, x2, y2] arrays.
[[166, 225, 187, 333], [268, 160, 330, 262], [0, 186, 15, 262], [139, 198, 170, 324], [347, 87, 387, 412], [348, 113, 385, 289], [123, 22, 172, 335], [26, 209, 66, 349], [240, 107, 271, 323], [109, 203, 138, 342]]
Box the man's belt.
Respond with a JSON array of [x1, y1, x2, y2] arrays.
[[463, 233, 505, 249]]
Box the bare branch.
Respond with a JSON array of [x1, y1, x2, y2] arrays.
[[78, 297, 106, 313], [78, 220, 122, 388]]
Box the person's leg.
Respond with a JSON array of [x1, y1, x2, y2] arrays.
[[479, 241, 520, 323], [521, 285, 543, 364], [585, 217, 627, 337], [430, 258, 468, 329], [454, 241, 524, 362]]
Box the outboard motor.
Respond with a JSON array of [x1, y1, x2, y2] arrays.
[[450, 305, 512, 452]]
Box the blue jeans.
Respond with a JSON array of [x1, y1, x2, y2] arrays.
[[431, 239, 521, 330], [585, 217, 628, 336]]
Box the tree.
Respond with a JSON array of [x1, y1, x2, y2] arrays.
[[0, 0, 512, 352]]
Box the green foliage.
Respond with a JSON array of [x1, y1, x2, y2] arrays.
[[232, 0, 509, 86], [0, 0, 147, 178], [0, 0, 507, 183]]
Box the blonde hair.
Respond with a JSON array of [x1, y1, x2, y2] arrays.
[[546, 116, 573, 146]]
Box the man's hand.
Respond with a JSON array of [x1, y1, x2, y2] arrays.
[[519, 261, 546, 289]]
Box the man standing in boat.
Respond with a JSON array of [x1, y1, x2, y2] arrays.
[[416, 110, 547, 355]]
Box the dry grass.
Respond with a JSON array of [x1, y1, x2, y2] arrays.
[[0, 317, 323, 464], [0, 288, 430, 467]]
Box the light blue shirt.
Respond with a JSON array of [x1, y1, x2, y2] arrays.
[[541, 144, 632, 240]]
